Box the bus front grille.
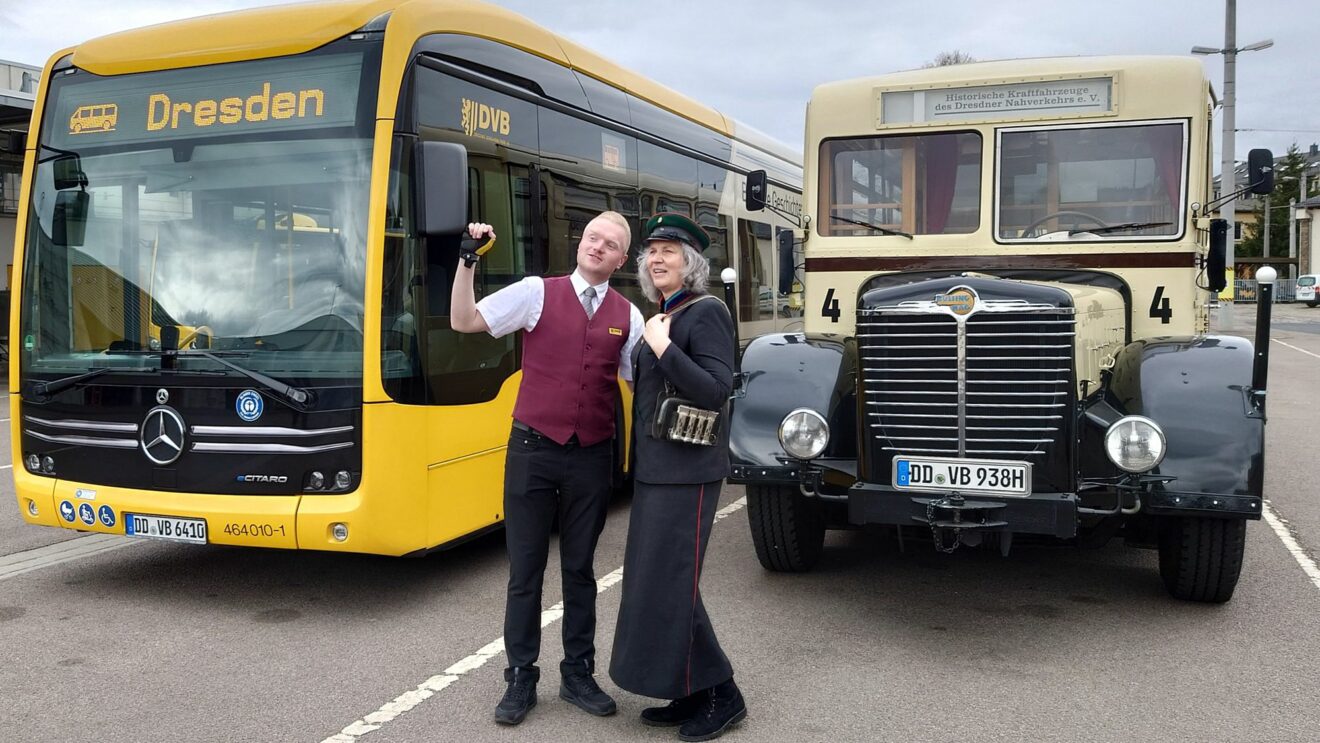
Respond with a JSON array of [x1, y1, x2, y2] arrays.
[[857, 304, 1075, 466]]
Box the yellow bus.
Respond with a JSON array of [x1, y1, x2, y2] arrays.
[[735, 56, 1276, 602], [11, 0, 801, 556]]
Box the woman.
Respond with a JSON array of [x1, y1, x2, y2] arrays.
[[609, 213, 745, 742]]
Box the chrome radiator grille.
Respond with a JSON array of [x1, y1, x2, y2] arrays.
[[858, 302, 1075, 459]]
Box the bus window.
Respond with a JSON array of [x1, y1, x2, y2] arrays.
[[819, 131, 981, 236], [392, 66, 540, 405], [997, 122, 1185, 241]]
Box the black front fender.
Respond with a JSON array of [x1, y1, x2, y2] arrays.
[[1102, 335, 1263, 514], [730, 333, 857, 473]]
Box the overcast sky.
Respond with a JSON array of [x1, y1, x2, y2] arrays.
[[1, 0, 1314, 165]]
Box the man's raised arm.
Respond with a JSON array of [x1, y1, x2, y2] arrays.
[[450, 222, 494, 334]]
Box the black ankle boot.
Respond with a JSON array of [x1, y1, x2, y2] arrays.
[[678, 679, 746, 741], [639, 692, 705, 727]]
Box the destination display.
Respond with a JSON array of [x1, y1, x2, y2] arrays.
[[881, 77, 1113, 125], [46, 52, 364, 150]]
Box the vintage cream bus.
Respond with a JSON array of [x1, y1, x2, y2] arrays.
[[736, 56, 1275, 602]]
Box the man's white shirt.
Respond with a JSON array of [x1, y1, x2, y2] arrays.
[[475, 270, 645, 382]]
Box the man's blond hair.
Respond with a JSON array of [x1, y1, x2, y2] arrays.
[[591, 211, 632, 251]]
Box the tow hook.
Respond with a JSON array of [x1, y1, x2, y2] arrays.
[[913, 493, 1009, 554]]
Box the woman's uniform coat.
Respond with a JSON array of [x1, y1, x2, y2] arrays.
[[609, 293, 737, 699]]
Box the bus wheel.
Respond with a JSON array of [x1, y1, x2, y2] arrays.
[[747, 483, 825, 572], [72, 122, 82, 133], [1157, 516, 1246, 603]]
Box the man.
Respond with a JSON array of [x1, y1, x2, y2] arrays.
[[450, 211, 644, 726]]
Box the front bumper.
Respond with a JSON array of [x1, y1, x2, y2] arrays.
[[847, 482, 1079, 538]]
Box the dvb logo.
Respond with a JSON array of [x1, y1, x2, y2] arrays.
[[461, 98, 511, 137]]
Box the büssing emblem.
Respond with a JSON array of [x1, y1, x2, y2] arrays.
[[934, 286, 978, 316]]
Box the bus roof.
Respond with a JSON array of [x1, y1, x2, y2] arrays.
[[810, 55, 1208, 132], [65, 0, 798, 164]]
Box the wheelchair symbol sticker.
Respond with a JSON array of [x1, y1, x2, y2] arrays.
[[236, 390, 264, 422], [98, 505, 116, 528]]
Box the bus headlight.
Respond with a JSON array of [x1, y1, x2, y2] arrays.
[[779, 408, 829, 460], [1104, 416, 1166, 473], [25, 453, 41, 472]]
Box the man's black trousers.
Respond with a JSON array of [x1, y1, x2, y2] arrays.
[[502, 425, 613, 678]]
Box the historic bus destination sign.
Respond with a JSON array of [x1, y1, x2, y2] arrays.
[[880, 77, 1113, 125]]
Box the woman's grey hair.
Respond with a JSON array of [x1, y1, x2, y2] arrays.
[[636, 240, 711, 303]]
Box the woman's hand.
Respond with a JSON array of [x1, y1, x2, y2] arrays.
[[643, 313, 672, 357]]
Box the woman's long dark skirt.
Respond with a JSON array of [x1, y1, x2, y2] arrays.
[[609, 479, 733, 699]]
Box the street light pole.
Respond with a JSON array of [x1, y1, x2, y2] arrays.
[[1221, 0, 1237, 289], [1192, 0, 1272, 322], [1290, 197, 1297, 281]]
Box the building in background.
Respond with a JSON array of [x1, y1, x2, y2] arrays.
[[1, 59, 40, 291]]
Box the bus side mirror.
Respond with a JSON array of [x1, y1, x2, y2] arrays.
[[1247, 148, 1274, 195], [53, 189, 89, 247], [53, 154, 87, 190], [415, 141, 468, 237], [1207, 218, 1227, 292], [745, 169, 767, 212], [777, 229, 795, 295]]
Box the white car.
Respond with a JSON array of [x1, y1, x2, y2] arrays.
[[1298, 274, 1318, 307]]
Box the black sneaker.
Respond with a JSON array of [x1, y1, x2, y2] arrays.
[[639, 692, 705, 727], [678, 679, 746, 742], [559, 672, 617, 716], [494, 669, 538, 725]]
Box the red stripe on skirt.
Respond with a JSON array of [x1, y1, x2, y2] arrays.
[[685, 483, 705, 696]]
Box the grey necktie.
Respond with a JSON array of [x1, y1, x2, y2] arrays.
[[581, 286, 597, 319]]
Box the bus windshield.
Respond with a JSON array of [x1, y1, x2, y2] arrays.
[[997, 121, 1186, 241], [820, 132, 982, 237], [21, 48, 375, 382]]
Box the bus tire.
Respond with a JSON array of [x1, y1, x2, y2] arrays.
[[1157, 516, 1246, 603], [1307, 301, 1318, 308], [747, 483, 825, 572]]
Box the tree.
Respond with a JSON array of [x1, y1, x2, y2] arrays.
[[923, 50, 977, 68], [1239, 144, 1306, 261]]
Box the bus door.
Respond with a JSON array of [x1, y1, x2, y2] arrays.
[[386, 64, 543, 545]]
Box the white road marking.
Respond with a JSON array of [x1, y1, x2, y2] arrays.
[[322, 495, 750, 743], [0, 464, 12, 470], [0, 534, 140, 581], [1272, 337, 1320, 360], [1262, 500, 1320, 593]]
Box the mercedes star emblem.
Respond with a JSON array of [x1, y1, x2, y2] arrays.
[[156, 388, 169, 405], [141, 406, 186, 465]]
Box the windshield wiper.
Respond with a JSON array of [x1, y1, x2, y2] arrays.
[[175, 349, 314, 409], [830, 214, 913, 239], [22, 367, 154, 401], [1070, 221, 1173, 236]]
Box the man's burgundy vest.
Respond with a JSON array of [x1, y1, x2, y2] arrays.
[[513, 276, 630, 446]]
